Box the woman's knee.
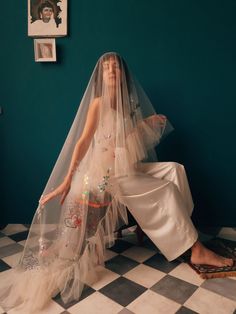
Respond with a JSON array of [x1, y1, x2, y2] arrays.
[[168, 162, 184, 172], [166, 180, 179, 194]]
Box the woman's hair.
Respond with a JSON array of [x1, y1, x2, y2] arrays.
[[38, 1, 54, 16]]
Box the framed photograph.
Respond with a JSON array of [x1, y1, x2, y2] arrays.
[[28, 0, 67, 37], [34, 38, 56, 62]]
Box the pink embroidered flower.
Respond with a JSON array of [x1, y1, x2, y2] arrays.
[[71, 214, 82, 227]]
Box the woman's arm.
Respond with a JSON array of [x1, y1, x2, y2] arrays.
[[65, 98, 100, 181], [40, 98, 100, 205]]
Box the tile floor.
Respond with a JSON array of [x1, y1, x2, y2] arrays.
[[0, 224, 236, 314]]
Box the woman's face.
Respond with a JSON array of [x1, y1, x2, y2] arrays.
[[102, 57, 121, 88], [41, 7, 54, 22]]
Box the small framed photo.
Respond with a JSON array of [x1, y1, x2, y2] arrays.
[[28, 0, 67, 37], [34, 38, 56, 62]]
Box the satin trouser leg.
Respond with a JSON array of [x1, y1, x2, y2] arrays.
[[136, 162, 194, 216], [117, 162, 198, 261]]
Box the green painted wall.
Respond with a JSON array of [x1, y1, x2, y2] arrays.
[[1, 0, 235, 226]]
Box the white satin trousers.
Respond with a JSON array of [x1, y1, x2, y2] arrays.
[[118, 162, 199, 261]]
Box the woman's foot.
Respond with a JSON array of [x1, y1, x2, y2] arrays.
[[190, 240, 234, 267]]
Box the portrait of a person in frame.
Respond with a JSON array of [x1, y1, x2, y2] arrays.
[[28, 0, 67, 37]]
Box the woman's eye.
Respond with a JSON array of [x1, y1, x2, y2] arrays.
[[103, 64, 109, 69]]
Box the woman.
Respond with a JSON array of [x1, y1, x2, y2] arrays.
[[0, 52, 233, 313]]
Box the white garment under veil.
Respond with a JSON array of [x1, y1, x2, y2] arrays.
[[0, 52, 184, 313]]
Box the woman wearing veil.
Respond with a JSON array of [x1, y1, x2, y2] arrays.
[[0, 52, 233, 313]]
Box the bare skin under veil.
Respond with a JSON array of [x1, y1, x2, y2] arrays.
[[0, 52, 233, 313]]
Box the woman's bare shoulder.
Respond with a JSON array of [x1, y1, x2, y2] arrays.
[[89, 97, 101, 112]]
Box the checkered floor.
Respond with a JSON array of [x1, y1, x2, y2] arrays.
[[0, 224, 236, 314]]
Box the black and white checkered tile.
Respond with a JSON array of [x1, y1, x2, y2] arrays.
[[0, 224, 236, 314]]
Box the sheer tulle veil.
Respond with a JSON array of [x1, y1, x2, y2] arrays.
[[0, 52, 173, 312]]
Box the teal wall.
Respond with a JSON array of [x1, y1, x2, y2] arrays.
[[1, 1, 236, 226]]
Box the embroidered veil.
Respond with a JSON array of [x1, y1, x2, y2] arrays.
[[0, 52, 173, 312]]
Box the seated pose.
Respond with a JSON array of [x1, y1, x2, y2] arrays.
[[0, 52, 233, 313]]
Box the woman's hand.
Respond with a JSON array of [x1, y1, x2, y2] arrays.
[[39, 179, 71, 206], [145, 114, 166, 127], [151, 114, 166, 125]]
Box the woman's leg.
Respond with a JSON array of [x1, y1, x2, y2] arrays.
[[118, 169, 233, 266], [136, 162, 193, 215], [118, 174, 198, 261]]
